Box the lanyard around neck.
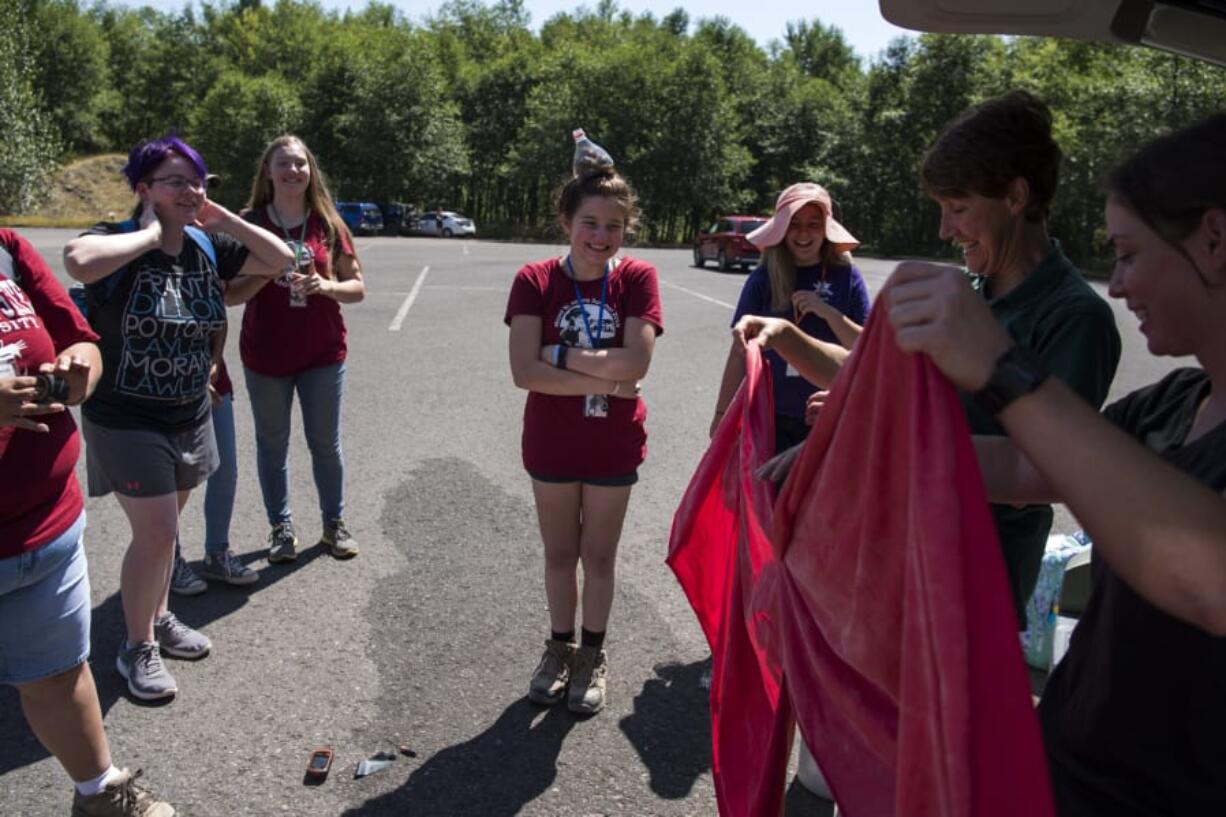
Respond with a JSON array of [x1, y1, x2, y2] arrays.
[[564, 255, 611, 349], [269, 205, 309, 266]]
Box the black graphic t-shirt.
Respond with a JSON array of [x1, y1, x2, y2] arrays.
[[81, 222, 247, 432]]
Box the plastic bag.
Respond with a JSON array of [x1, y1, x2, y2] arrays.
[[572, 129, 614, 177], [1019, 532, 1091, 669], [354, 750, 397, 778]]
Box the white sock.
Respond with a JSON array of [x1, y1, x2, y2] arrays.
[[75, 765, 121, 797]]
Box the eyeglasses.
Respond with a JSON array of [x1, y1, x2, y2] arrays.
[[147, 175, 206, 192]]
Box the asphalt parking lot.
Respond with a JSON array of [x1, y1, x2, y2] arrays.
[[2, 232, 1178, 816]]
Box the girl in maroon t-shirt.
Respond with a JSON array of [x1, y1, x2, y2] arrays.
[[1, 230, 177, 810], [228, 135, 365, 565], [505, 156, 663, 715]]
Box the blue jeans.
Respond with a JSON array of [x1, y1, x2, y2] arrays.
[[244, 362, 346, 526], [175, 393, 237, 558]]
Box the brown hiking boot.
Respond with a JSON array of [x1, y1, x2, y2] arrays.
[[568, 645, 608, 715], [528, 639, 575, 705], [71, 769, 174, 817]]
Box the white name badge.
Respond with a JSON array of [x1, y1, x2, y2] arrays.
[[584, 394, 609, 418], [785, 363, 800, 378]]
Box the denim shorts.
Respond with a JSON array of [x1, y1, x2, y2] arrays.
[[0, 511, 91, 685], [83, 416, 218, 498]]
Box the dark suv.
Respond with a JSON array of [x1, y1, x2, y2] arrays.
[[377, 202, 415, 236], [693, 216, 767, 271]]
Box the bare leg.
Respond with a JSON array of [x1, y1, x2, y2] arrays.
[[531, 480, 582, 634], [157, 491, 191, 618], [577, 484, 632, 632], [15, 663, 110, 782], [115, 490, 191, 644]]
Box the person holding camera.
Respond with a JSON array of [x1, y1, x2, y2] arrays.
[[1, 229, 174, 815], [505, 135, 663, 715], [227, 135, 365, 565], [64, 134, 290, 702]]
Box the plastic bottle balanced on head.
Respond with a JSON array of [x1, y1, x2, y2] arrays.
[[572, 129, 614, 177]]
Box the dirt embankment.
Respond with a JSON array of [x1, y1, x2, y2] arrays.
[[1, 154, 136, 228]]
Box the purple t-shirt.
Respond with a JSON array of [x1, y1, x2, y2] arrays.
[[732, 261, 870, 419]]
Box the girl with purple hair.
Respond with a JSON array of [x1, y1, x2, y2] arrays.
[[64, 134, 293, 702]]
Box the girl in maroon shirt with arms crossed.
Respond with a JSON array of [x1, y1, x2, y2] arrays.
[[505, 135, 663, 715]]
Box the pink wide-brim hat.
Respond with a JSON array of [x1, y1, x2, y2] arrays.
[[747, 182, 859, 253]]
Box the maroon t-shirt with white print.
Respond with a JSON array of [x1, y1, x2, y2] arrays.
[[240, 209, 353, 377], [504, 256, 663, 478], [0, 230, 99, 555]]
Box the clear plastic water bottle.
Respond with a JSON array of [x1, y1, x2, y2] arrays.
[[288, 246, 310, 308], [572, 129, 614, 177]]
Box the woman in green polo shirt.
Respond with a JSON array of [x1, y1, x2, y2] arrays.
[[738, 90, 1122, 625], [917, 89, 1121, 625]]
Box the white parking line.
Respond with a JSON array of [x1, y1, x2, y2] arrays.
[[389, 266, 429, 331], [658, 278, 734, 310]]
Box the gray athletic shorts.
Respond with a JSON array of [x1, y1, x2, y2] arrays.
[[82, 415, 219, 498]]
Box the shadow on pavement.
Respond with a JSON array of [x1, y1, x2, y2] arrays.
[[618, 657, 836, 817], [341, 697, 576, 817], [785, 776, 838, 817], [0, 544, 325, 777], [618, 658, 712, 799]]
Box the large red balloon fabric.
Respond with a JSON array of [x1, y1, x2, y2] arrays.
[[668, 308, 1055, 817]]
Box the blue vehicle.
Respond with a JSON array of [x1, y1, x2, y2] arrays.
[[336, 202, 384, 236]]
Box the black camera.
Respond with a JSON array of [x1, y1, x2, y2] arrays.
[[32, 373, 70, 404]]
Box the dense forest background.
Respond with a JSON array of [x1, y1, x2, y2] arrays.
[[2, 0, 1224, 266]]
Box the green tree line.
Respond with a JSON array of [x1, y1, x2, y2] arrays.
[[2, 0, 1224, 267]]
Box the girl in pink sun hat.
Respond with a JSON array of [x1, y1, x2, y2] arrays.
[[745, 182, 860, 255], [709, 182, 870, 453]]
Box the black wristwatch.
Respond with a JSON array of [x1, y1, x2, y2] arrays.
[[972, 345, 1050, 415]]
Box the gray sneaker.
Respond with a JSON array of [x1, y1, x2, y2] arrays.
[[116, 642, 177, 701], [199, 550, 258, 586], [528, 639, 575, 705], [168, 556, 206, 597], [71, 768, 175, 817], [568, 645, 608, 715], [321, 518, 359, 559], [267, 522, 298, 564], [154, 612, 211, 659]]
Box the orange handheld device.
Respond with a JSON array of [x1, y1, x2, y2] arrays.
[[306, 748, 334, 780]]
